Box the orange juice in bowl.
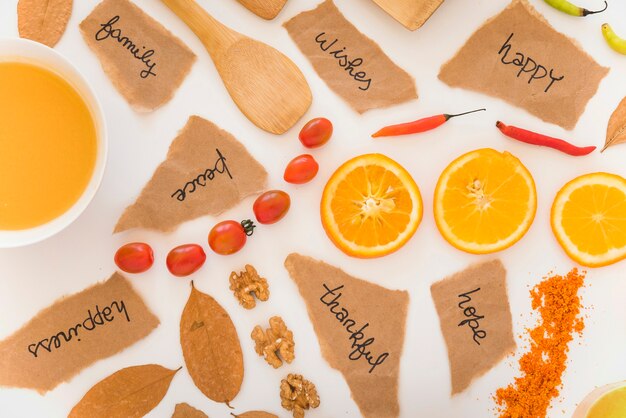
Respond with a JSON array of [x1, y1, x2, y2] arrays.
[[0, 38, 107, 247]]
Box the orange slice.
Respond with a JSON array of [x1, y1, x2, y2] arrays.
[[551, 172, 626, 267], [434, 148, 536, 254], [320, 154, 422, 258]]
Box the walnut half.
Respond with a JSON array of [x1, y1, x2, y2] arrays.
[[229, 264, 269, 309], [280, 373, 320, 418], [251, 316, 295, 368]]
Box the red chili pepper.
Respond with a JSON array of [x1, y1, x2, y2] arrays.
[[495, 121, 596, 156], [371, 108, 485, 138]]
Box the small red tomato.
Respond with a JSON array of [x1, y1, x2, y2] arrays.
[[299, 117, 333, 148], [284, 154, 319, 184], [114, 242, 154, 274], [166, 244, 206, 277], [253, 190, 291, 224], [209, 220, 248, 255]]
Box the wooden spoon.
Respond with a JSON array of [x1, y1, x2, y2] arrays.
[[371, 0, 444, 31], [160, 0, 311, 134], [236, 0, 287, 20]]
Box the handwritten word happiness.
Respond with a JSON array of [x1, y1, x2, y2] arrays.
[[314, 32, 372, 91], [171, 148, 233, 202], [28, 300, 130, 358], [320, 284, 389, 373], [457, 288, 486, 345], [498, 33, 564, 93], [95, 15, 157, 79]]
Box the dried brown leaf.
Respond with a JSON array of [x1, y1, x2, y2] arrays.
[[68, 364, 179, 418], [17, 0, 73, 47], [172, 402, 209, 418], [603, 96, 626, 152], [232, 412, 278, 418], [180, 283, 244, 405]]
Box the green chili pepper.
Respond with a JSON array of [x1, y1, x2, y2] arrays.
[[602, 23, 626, 54], [543, 0, 607, 16]]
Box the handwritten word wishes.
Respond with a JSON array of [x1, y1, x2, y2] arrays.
[[95, 15, 157, 79], [457, 288, 486, 345], [320, 283, 389, 373], [315, 32, 372, 91]]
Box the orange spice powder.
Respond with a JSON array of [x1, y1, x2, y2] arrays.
[[495, 268, 585, 418]]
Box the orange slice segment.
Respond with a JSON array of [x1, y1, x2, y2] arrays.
[[551, 172, 626, 267], [434, 148, 537, 254], [321, 154, 422, 258]]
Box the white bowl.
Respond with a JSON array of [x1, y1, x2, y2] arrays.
[[0, 38, 107, 247]]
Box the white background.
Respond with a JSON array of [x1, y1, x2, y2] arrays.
[[1, 0, 626, 417]]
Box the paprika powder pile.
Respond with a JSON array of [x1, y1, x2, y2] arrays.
[[495, 268, 585, 418]]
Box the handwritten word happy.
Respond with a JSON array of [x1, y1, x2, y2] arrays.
[[27, 300, 130, 358], [171, 148, 233, 202], [95, 15, 157, 79], [320, 284, 389, 373], [457, 288, 486, 345], [498, 33, 564, 93], [314, 32, 372, 91]]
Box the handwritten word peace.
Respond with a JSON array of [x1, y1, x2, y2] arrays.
[[171, 148, 233, 202]]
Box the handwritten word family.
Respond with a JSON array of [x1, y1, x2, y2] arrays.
[[314, 33, 372, 91], [320, 284, 388, 373], [498, 33, 564, 93], [171, 148, 233, 202], [95, 15, 157, 79], [27, 300, 130, 358], [457, 288, 487, 345]]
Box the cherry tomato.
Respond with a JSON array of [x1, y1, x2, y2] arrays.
[[284, 154, 319, 184], [299, 117, 333, 148], [114, 242, 154, 274], [166, 244, 206, 277], [253, 190, 291, 224], [209, 220, 248, 255]]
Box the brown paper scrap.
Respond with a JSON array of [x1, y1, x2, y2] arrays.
[[430, 260, 515, 395], [115, 116, 268, 233], [80, 0, 196, 111], [438, 0, 608, 130], [0, 273, 159, 394], [172, 402, 209, 418], [284, 0, 417, 113], [284, 253, 408, 418]]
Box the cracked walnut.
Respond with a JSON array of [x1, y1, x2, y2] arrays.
[[251, 316, 295, 368], [229, 264, 269, 309]]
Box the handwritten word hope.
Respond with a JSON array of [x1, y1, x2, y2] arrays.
[[95, 15, 157, 79], [320, 284, 389, 373], [27, 300, 130, 358], [498, 33, 564, 93], [457, 288, 487, 345], [314, 32, 372, 91], [171, 148, 233, 202]]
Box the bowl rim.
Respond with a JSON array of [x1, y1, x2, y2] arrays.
[[0, 37, 108, 248]]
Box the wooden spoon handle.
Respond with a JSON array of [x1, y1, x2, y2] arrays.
[[160, 0, 239, 57]]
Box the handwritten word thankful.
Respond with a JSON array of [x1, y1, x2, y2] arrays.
[[314, 32, 372, 91], [498, 33, 564, 93], [457, 288, 486, 345], [27, 300, 130, 358], [320, 284, 388, 373], [95, 15, 157, 79], [171, 148, 233, 202]]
